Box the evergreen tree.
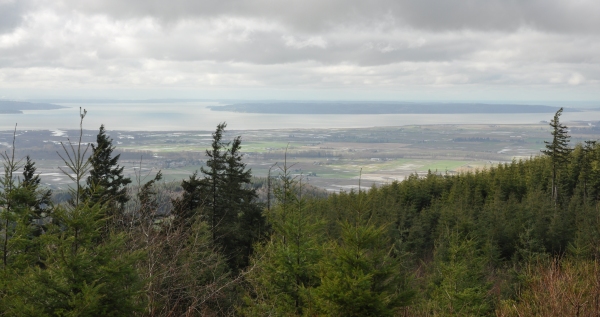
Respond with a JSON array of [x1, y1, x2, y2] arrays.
[[58, 108, 92, 208], [0, 130, 41, 274], [20, 156, 52, 237], [2, 115, 142, 315], [314, 193, 414, 316], [173, 123, 264, 271], [3, 203, 144, 316], [542, 108, 571, 204], [199, 122, 229, 243], [172, 171, 204, 224], [241, 162, 322, 316], [587, 142, 600, 203], [427, 231, 492, 316], [580, 140, 596, 203], [137, 170, 162, 220], [84, 124, 131, 211], [224, 136, 265, 269], [0, 128, 22, 270]]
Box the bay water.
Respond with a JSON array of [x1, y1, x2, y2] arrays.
[[2, 102, 600, 131]]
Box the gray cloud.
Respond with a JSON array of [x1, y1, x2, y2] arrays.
[[58, 0, 600, 33], [0, 0, 598, 100], [0, 0, 29, 33]]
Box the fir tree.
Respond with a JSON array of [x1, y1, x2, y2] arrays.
[[315, 222, 413, 317], [224, 136, 265, 270], [580, 140, 596, 203], [84, 124, 131, 211], [20, 156, 52, 237], [0, 127, 22, 269], [427, 231, 492, 316], [241, 161, 322, 316], [314, 192, 414, 316], [137, 170, 162, 220], [172, 171, 204, 225], [3, 203, 144, 316], [57, 108, 92, 208], [173, 123, 264, 271], [0, 129, 40, 273], [2, 114, 142, 315], [542, 107, 571, 204], [199, 122, 229, 243]]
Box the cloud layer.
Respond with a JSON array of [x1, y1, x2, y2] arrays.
[[1, 0, 599, 100]]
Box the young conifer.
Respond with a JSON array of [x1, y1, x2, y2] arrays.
[[0, 126, 22, 269], [542, 107, 571, 203], [314, 190, 414, 316], [2, 111, 143, 316], [84, 124, 131, 211], [427, 231, 492, 316], [241, 159, 322, 316], [20, 156, 52, 236], [4, 203, 144, 316]]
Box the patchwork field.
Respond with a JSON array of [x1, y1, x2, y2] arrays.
[[2, 120, 600, 192]]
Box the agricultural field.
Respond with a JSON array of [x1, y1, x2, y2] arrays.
[[2, 120, 600, 192]]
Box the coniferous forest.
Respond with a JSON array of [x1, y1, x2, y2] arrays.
[[3, 108, 600, 316]]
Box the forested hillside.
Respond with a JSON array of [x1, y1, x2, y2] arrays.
[[2, 108, 600, 316]]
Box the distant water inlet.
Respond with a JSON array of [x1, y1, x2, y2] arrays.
[[50, 129, 67, 137], [2, 102, 600, 131]]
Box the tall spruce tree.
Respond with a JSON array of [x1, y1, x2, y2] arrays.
[[199, 122, 229, 243], [84, 125, 131, 211], [542, 107, 571, 204], [173, 122, 264, 271], [224, 136, 265, 269]]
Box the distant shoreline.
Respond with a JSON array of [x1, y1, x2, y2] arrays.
[[0, 100, 66, 114], [1, 102, 596, 131], [209, 102, 573, 115]]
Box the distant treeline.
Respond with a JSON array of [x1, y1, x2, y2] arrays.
[[571, 123, 600, 133], [256, 149, 341, 159], [453, 137, 501, 142], [210, 102, 574, 114]]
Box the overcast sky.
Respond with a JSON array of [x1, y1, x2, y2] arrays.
[[0, 0, 599, 102]]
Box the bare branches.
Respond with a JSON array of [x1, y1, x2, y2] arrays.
[[0, 124, 24, 269], [57, 107, 91, 208]]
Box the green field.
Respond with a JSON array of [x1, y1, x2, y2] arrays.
[[6, 121, 598, 190]]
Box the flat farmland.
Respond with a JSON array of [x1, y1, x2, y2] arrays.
[[2, 121, 600, 192]]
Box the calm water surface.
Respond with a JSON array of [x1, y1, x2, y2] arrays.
[[2, 102, 600, 131]]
